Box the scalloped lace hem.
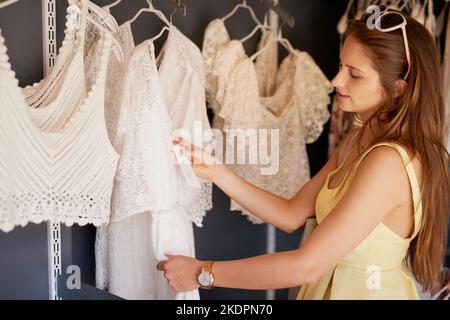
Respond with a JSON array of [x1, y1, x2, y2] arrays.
[[0, 200, 111, 233]]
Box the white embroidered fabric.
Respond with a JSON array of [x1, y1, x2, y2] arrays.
[[0, 1, 118, 232], [202, 20, 332, 223], [254, 29, 279, 98], [203, 19, 230, 115], [92, 22, 199, 300], [158, 26, 214, 227], [89, 20, 134, 294]]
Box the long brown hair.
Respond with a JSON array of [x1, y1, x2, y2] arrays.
[[345, 9, 449, 290]]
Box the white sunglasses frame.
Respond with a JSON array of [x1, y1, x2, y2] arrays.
[[374, 10, 411, 80]]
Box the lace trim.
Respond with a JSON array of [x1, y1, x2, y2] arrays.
[[0, 193, 111, 233], [181, 181, 213, 227], [294, 52, 333, 144]]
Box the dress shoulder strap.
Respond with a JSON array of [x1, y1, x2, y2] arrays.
[[352, 142, 423, 240]]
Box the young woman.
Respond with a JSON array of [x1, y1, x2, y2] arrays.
[[157, 7, 450, 299]]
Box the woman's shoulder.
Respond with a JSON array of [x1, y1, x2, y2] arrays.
[[356, 141, 423, 188]]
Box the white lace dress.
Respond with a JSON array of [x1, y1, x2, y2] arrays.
[[202, 20, 332, 223], [157, 26, 214, 226], [93, 22, 199, 300]]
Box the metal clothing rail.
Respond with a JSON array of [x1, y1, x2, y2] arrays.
[[42, 0, 61, 301]]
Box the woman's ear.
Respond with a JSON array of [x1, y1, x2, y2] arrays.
[[394, 79, 407, 98]]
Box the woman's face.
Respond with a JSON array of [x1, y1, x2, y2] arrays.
[[331, 35, 385, 121]]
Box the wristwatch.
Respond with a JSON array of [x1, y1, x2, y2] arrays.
[[197, 261, 215, 289]]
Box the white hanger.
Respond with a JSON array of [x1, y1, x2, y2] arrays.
[[0, 0, 18, 10], [435, 1, 449, 38], [128, 0, 171, 27], [68, 0, 124, 62], [337, 0, 354, 35], [250, 31, 295, 61], [87, 0, 119, 33], [425, 0, 436, 36], [149, 26, 170, 43], [221, 0, 262, 26], [104, 0, 122, 11], [239, 17, 271, 43]]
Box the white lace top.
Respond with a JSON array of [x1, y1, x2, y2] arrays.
[[158, 26, 214, 226], [0, 1, 118, 232], [203, 20, 332, 223], [203, 19, 231, 115], [93, 22, 199, 300]]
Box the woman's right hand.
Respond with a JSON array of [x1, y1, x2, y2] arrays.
[[173, 137, 223, 182]]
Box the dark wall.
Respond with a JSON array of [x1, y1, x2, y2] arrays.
[[0, 0, 48, 300]]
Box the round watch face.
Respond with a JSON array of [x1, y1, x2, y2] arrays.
[[198, 271, 213, 287]]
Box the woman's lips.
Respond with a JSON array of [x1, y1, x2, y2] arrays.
[[337, 92, 350, 100]]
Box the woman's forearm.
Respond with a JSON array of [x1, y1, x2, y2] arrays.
[[211, 250, 314, 290], [212, 164, 296, 232]]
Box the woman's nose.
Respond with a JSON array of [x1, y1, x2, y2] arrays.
[[331, 71, 345, 90]]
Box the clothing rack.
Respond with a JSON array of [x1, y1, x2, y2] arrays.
[[24, 0, 285, 301], [42, 0, 61, 301]]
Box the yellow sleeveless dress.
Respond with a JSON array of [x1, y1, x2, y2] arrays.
[[297, 142, 422, 300]]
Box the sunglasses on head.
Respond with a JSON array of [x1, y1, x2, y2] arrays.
[[362, 5, 411, 80]]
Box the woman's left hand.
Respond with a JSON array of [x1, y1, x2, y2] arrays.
[[157, 255, 204, 292]]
